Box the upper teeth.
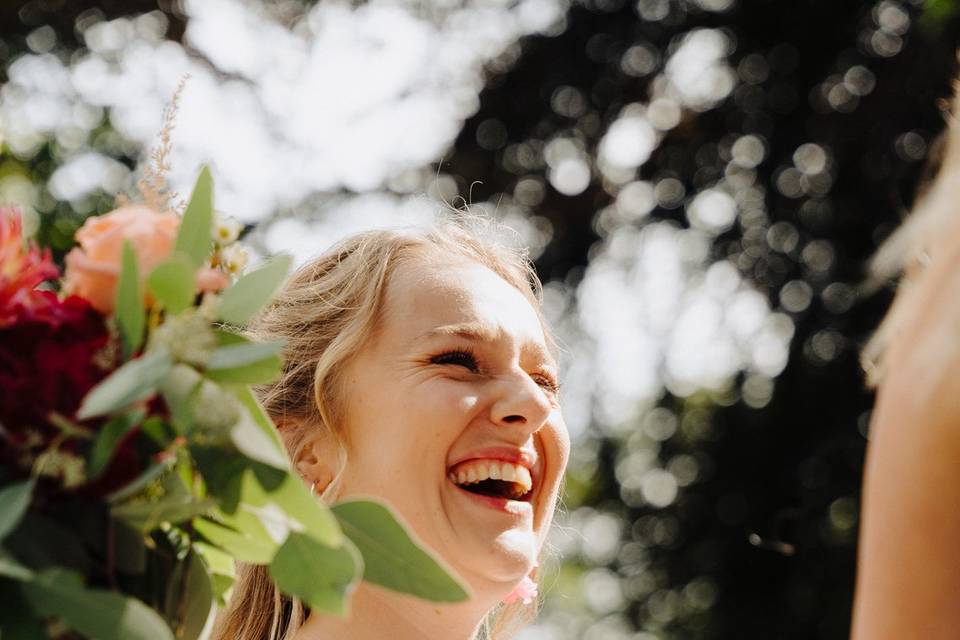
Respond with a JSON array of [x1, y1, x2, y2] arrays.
[[448, 460, 533, 493]]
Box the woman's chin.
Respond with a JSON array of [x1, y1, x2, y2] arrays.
[[454, 529, 538, 587]]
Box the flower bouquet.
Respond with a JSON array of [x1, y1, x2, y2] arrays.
[[0, 167, 467, 639]]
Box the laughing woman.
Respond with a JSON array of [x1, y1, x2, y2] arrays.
[[212, 222, 570, 640], [852, 92, 960, 639]]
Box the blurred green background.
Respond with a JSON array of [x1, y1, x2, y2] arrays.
[[2, 0, 958, 638]]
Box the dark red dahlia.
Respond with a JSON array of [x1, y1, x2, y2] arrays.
[[0, 291, 113, 446]]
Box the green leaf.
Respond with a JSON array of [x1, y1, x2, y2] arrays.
[[148, 253, 195, 314], [165, 553, 212, 640], [0, 479, 34, 541], [113, 520, 147, 575], [228, 385, 286, 460], [230, 404, 289, 470], [206, 355, 281, 384], [207, 340, 284, 369], [190, 445, 247, 513], [205, 341, 283, 384], [210, 574, 235, 606], [107, 459, 175, 504], [246, 465, 341, 547], [140, 416, 174, 448], [4, 512, 92, 574], [23, 568, 175, 640], [214, 327, 246, 346], [194, 515, 278, 565], [77, 348, 173, 420], [194, 541, 234, 577], [0, 550, 34, 581], [112, 494, 216, 532], [88, 410, 145, 479], [332, 499, 470, 602], [116, 240, 146, 358], [195, 541, 236, 605], [175, 166, 215, 268], [269, 532, 361, 616], [217, 255, 292, 326]]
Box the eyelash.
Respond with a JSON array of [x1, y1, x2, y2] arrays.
[[429, 348, 561, 394]]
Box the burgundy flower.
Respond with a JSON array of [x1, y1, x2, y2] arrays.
[[0, 291, 112, 446]]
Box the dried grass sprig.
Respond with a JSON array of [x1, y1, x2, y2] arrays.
[[138, 74, 191, 213]]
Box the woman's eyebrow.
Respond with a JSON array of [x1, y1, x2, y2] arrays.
[[417, 322, 501, 343], [417, 322, 555, 365]]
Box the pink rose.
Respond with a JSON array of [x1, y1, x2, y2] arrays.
[[64, 205, 228, 314]]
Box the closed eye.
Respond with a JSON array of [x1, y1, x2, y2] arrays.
[[430, 349, 480, 372], [430, 349, 559, 395], [532, 373, 561, 395]]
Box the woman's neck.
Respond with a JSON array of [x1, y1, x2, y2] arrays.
[[293, 582, 493, 640]]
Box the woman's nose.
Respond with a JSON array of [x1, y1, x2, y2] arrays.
[[490, 371, 553, 430]]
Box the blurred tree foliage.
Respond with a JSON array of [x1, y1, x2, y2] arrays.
[[3, 1, 960, 638], [0, 2, 184, 258], [448, 0, 960, 638]]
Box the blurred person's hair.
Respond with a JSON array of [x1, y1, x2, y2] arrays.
[[212, 218, 551, 640], [862, 83, 960, 386]]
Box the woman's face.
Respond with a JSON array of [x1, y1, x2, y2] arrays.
[[331, 257, 570, 597]]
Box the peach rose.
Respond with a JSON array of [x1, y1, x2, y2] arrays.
[[64, 205, 229, 314]]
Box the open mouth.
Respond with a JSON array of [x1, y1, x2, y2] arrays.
[[447, 460, 534, 502]]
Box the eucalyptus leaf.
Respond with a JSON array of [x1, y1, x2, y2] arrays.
[[246, 465, 342, 547], [206, 356, 281, 384], [113, 520, 147, 575], [116, 240, 146, 358], [228, 385, 286, 459], [210, 574, 235, 606], [5, 512, 92, 575], [0, 550, 34, 581], [217, 254, 292, 326], [23, 568, 175, 640], [88, 410, 144, 479], [148, 254, 195, 314], [0, 479, 34, 541], [332, 499, 470, 602], [140, 416, 174, 448], [207, 341, 284, 369], [214, 328, 247, 346], [189, 445, 247, 513], [165, 553, 213, 640], [175, 166, 215, 268], [112, 494, 216, 532], [205, 341, 283, 384], [269, 532, 361, 616], [194, 516, 277, 565], [230, 405, 289, 470], [194, 541, 235, 577], [77, 347, 173, 420], [107, 460, 174, 504]]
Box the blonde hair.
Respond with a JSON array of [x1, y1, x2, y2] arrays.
[[862, 83, 960, 385], [213, 219, 551, 640]]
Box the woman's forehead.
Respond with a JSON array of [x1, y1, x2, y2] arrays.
[[382, 259, 551, 353]]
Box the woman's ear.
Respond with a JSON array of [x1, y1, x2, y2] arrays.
[[294, 428, 340, 495]]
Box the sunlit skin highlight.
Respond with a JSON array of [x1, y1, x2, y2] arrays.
[[293, 258, 570, 640]]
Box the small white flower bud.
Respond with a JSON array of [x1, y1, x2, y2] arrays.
[[213, 214, 242, 247]]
